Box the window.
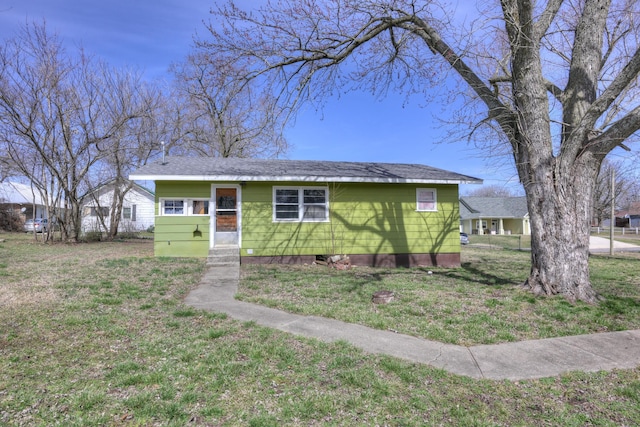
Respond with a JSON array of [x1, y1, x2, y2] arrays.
[[416, 188, 437, 212], [162, 200, 184, 215], [83, 206, 109, 217], [274, 187, 328, 222], [160, 199, 210, 216], [122, 205, 137, 221], [192, 200, 209, 215]]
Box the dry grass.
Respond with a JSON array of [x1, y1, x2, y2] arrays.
[[0, 234, 153, 308]]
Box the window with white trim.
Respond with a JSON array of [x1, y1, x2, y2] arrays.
[[274, 187, 328, 222], [160, 199, 210, 216], [161, 199, 184, 215], [192, 200, 209, 215], [416, 188, 437, 212]]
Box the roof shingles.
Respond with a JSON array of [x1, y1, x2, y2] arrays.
[[130, 157, 482, 185], [459, 196, 528, 219]]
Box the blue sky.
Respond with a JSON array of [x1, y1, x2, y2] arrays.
[[0, 0, 522, 194]]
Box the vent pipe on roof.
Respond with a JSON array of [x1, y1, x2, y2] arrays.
[[161, 141, 166, 165]]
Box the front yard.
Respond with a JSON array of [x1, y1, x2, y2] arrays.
[[238, 245, 640, 346], [1, 232, 639, 425]]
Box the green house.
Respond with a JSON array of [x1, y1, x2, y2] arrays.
[[129, 157, 481, 267]]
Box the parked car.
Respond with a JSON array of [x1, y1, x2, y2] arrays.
[[460, 232, 469, 245], [24, 218, 49, 233]]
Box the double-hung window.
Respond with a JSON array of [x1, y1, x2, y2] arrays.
[[416, 188, 437, 212], [274, 187, 328, 222]]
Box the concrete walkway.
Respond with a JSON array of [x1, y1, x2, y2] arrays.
[[589, 235, 640, 253], [185, 262, 640, 381]]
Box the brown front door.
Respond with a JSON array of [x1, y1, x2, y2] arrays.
[[214, 187, 238, 245]]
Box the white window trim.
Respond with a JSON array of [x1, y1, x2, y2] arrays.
[[190, 199, 210, 216], [416, 188, 438, 212], [273, 186, 329, 222], [160, 199, 186, 216], [160, 198, 211, 216]]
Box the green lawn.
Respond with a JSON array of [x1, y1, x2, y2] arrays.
[[239, 245, 640, 346], [1, 232, 639, 426]]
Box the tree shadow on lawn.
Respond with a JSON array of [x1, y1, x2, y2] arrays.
[[443, 262, 524, 287]]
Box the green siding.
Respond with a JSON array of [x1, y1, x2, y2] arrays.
[[152, 181, 460, 258], [153, 182, 213, 257], [241, 182, 460, 258]]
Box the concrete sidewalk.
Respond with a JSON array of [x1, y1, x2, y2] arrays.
[[590, 235, 640, 253], [185, 263, 640, 381]]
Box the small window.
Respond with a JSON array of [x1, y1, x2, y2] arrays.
[[162, 200, 184, 215], [274, 187, 328, 222], [122, 206, 137, 220], [85, 206, 109, 217], [416, 188, 437, 212], [192, 200, 209, 215]]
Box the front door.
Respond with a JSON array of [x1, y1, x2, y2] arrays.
[[213, 187, 239, 246]]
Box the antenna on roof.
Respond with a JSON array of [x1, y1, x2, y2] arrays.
[[161, 141, 166, 165]]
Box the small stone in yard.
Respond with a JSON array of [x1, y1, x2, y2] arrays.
[[427, 271, 433, 275]]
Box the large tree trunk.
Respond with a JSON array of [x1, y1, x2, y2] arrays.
[[501, 0, 604, 304], [523, 156, 601, 304]]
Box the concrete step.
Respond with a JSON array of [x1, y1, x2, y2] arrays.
[[207, 246, 240, 266]]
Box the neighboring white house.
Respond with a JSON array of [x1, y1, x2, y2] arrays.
[[81, 181, 155, 233]]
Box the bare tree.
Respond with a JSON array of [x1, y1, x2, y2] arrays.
[[591, 159, 631, 226], [83, 89, 163, 240], [171, 52, 288, 158], [0, 22, 158, 241], [199, 0, 640, 303], [465, 184, 520, 197]]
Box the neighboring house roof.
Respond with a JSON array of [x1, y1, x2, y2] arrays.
[[81, 179, 155, 203], [459, 196, 529, 219], [616, 201, 640, 218], [129, 156, 482, 185], [0, 181, 48, 205]]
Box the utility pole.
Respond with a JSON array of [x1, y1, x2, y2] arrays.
[[610, 168, 615, 256]]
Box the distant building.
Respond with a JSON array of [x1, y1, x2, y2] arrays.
[[0, 181, 50, 221], [459, 196, 530, 235], [80, 180, 155, 233]]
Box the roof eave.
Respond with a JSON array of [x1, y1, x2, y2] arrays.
[[129, 174, 482, 185]]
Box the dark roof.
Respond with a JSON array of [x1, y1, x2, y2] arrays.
[[459, 196, 528, 219], [130, 156, 482, 185]]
